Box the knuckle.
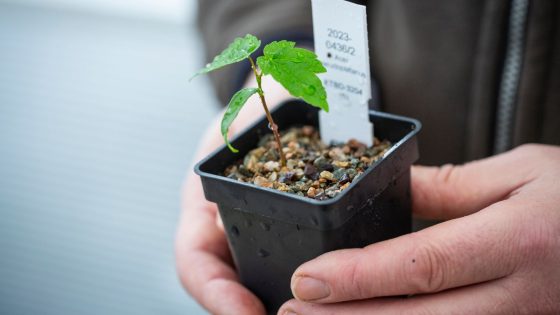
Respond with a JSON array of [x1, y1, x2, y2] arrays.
[[342, 251, 370, 299], [514, 219, 556, 264], [490, 283, 522, 315], [434, 164, 460, 186], [513, 143, 559, 163], [433, 164, 467, 208], [406, 237, 448, 293]]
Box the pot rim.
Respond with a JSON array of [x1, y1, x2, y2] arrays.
[[194, 102, 421, 206]]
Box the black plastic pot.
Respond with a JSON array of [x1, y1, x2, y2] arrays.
[[195, 100, 421, 314]]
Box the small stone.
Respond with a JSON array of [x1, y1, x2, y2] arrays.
[[314, 189, 327, 200], [340, 182, 350, 190], [268, 171, 278, 181], [339, 173, 350, 185], [244, 155, 258, 172], [346, 168, 358, 179], [333, 161, 349, 168], [263, 149, 278, 161], [332, 168, 346, 181], [294, 168, 305, 179], [307, 187, 317, 198], [275, 182, 290, 192], [279, 171, 295, 183], [313, 156, 329, 169], [254, 176, 273, 188], [263, 161, 280, 172], [342, 145, 351, 154], [288, 141, 299, 150], [302, 125, 315, 137], [286, 159, 298, 170], [328, 148, 347, 161], [281, 130, 298, 143], [304, 164, 317, 177], [360, 156, 371, 165], [320, 171, 335, 181], [249, 147, 267, 159], [238, 165, 254, 177], [354, 146, 366, 158], [325, 186, 339, 198], [348, 139, 366, 149]]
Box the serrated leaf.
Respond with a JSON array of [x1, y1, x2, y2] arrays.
[[221, 88, 260, 152], [257, 41, 329, 111], [191, 34, 261, 80]]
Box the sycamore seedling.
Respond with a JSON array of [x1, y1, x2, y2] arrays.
[[192, 34, 329, 166]]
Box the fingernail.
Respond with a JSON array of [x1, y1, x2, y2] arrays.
[[292, 276, 330, 301]]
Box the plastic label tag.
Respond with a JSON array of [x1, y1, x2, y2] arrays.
[[312, 0, 373, 146]]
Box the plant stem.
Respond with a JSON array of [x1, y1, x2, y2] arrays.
[[248, 56, 286, 166]]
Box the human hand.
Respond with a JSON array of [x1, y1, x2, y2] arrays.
[[279, 144, 560, 314], [175, 75, 291, 315]]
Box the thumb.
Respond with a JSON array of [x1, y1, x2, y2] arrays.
[[411, 145, 537, 220]]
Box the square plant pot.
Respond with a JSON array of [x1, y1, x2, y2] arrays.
[[195, 99, 421, 314]]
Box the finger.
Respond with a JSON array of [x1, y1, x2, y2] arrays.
[[176, 199, 266, 315], [176, 173, 265, 314], [279, 277, 519, 315], [411, 145, 537, 220], [290, 201, 520, 303]]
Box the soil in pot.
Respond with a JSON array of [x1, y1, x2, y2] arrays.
[[224, 125, 391, 200]]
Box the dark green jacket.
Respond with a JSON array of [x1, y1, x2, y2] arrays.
[[198, 0, 560, 166]]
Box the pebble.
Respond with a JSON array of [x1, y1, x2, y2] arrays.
[[313, 156, 329, 170], [223, 126, 391, 200], [286, 159, 298, 170], [328, 148, 347, 161], [304, 164, 317, 177], [263, 161, 280, 172], [254, 176, 273, 188], [348, 139, 366, 149], [332, 168, 346, 181], [320, 171, 335, 181], [307, 187, 317, 198], [302, 126, 314, 137], [333, 161, 349, 168]]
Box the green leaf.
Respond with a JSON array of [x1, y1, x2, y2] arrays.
[[257, 41, 329, 111], [191, 34, 261, 80], [221, 88, 260, 152]]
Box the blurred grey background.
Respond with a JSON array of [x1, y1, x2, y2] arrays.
[[0, 0, 216, 314]]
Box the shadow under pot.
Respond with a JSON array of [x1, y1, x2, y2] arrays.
[[195, 99, 421, 314]]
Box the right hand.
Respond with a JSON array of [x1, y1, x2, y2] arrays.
[[175, 75, 291, 315]]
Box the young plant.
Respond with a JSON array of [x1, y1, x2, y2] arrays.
[[192, 34, 329, 166]]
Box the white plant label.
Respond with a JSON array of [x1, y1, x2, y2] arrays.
[[312, 0, 373, 146]]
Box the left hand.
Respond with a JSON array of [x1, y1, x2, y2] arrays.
[[278, 144, 560, 315]]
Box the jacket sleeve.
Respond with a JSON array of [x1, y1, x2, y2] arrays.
[[197, 0, 313, 105]]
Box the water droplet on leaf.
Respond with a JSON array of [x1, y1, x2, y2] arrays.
[[304, 85, 316, 95]]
